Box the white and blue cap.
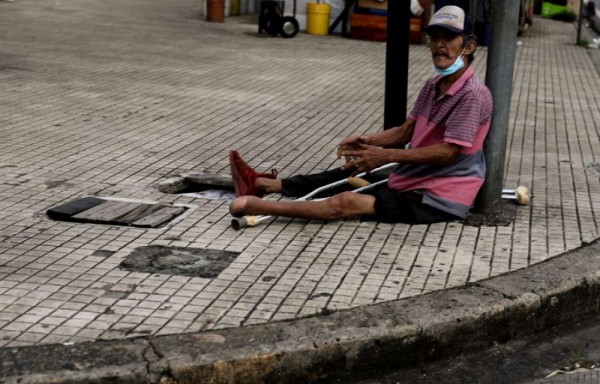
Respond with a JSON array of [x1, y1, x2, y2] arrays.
[[423, 6, 473, 35]]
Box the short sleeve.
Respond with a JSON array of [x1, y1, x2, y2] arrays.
[[444, 89, 491, 147]]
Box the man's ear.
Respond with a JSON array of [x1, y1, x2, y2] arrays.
[[465, 39, 477, 54]]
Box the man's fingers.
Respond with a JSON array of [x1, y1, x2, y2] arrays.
[[349, 163, 364, 177], [343, 149, 360, 158], [351, 164, 373, 177], [357, 136, 370, 144], [341, 158, 361, 171]]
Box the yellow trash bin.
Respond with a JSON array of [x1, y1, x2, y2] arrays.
[[306, 2, 331, 36]]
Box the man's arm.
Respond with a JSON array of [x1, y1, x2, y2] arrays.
[[337, 119, 416, 161], [362, 119, 416, 148], [341, 142, 461, 176]]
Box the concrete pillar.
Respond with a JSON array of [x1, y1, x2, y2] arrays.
[[475, 0, 520, 214]]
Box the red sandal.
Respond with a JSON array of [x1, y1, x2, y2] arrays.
[[229, 150, 278, 197]]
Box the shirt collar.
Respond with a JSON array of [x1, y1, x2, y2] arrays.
[[432, 65, 475, 97]]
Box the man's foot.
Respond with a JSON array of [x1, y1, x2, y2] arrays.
[[229, 150, 277, 197], [229, 195, 255, 217]]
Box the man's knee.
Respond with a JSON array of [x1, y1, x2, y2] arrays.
[[327, 191, 366, 219]]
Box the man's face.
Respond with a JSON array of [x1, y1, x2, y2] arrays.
[[427, 29, 465, 69]]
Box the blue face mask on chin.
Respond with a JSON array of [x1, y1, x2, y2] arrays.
[[432, 48, 466, 77]]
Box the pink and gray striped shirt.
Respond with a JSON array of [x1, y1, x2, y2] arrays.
[[388, 65, 493, 218]]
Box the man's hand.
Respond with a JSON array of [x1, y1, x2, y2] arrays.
[[340, 143, 391, 176], [337, 135, 371, 164]]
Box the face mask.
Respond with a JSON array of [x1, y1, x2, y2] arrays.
[[432, 48, 466, 77]]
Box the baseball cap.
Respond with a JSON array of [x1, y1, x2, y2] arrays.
[[423, 6, 473, 35]]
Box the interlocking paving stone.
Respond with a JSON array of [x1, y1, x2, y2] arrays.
[[0, 0, 599, 348]]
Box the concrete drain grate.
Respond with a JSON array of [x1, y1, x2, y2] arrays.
[[119, 245, 239, 278], [46, 197, 191, 228], [157, 173, 236, 201]]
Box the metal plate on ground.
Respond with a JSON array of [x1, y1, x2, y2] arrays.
[[119, 245, 239, 278], [180, 190, 236, 201], [46, 197, 190, 228], [157, 173, 236, 201]]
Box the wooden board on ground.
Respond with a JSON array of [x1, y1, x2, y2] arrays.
[[116, 204, 165, 224], [72, 201, 144, 222], [131, 206, 186, 228], [48, 197, 188, 228]]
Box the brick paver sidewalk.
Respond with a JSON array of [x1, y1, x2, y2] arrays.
[[0, 0, 599, 347]]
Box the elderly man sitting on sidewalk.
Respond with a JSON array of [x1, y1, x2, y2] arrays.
[[229, 6, 493, 225]]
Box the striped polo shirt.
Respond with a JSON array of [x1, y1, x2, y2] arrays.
[[388, 65, 493, 218]]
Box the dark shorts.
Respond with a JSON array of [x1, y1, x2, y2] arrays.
[[281, 167, 461, 225], [361, 184, 460, 224]]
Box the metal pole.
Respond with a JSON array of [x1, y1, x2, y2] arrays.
[[383, 0, 411, 130], [475, 0, 520, 214], [577, 0, 584, 45]]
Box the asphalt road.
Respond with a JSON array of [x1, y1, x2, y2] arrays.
[[317, 312, 600, 384]]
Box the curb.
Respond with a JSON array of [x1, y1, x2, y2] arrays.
[[2, 240, 600, 384]]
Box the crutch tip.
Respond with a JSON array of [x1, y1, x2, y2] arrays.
[[231, 216, 260, 230], [231, 217, 248, 230], [515, 186, 530, 205]]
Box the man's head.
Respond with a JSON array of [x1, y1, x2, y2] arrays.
[[424, 6, 477, 70]]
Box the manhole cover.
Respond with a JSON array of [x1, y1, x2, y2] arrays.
[[119, 245, 239, 278], [46, 197, 191, 228], [157, 173, 236, 201]]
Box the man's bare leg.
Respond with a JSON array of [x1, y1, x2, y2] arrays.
[[254, 177, 282, 194], [230, 192, 376, 221]]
